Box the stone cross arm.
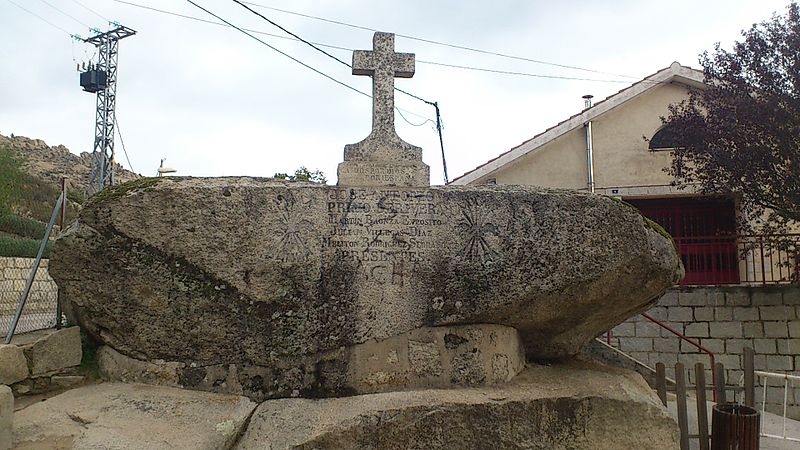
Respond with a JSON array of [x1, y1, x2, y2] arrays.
[[352, 32, 414, 133]]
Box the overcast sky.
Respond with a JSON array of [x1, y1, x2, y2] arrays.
[[0, 0, 791, 184]]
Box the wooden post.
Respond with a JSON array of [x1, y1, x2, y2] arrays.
[[714, 362, 727, 404], [675, 362, 690, 450], [744, 347, 755, 408], [695, 362, 710, 450], [656, 362, 667, 407]]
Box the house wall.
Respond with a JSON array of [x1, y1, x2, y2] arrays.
[[489, 82, 690, 191], [610, 286, 800, 418]]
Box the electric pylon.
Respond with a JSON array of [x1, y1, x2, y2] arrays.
[[80, 24, 136, 195]]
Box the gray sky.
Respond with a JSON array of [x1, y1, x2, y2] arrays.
[[0, 0, 790, 184]]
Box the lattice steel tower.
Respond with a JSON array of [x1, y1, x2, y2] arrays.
[[81, 25, 136, 195]]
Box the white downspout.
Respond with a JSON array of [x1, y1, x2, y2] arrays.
[[583, 94, 595, 193]]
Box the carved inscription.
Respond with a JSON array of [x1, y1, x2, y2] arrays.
[[325, 189, 444, 285]]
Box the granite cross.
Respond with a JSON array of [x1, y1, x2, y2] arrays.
[[338, 32, 429, 187], [352, 32, 415, 139]]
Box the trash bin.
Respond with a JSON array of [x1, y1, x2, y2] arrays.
[[711, 403, 760, 450]]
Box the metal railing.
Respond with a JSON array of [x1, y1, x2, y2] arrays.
[[641, 312, 719, 402], [755, 370, 800, 443], [675, 233, 800, 286]]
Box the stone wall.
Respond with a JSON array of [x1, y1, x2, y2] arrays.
[[0, 257, 58, 333], [0, 327, 83, 396], [609, 285, 800, 418]]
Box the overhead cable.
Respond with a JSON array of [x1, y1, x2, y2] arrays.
[[114, 116, 136, 174], [240, 1, 638, 79], [185, 1, 371, 99], [181, 0, 432, 123], [113, 1, 650, 84], [68, 0, 110, 23], [6, 0, 80, 38], [36, 0, 92, 30]]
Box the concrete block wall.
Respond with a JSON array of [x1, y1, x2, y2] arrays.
[[0, 257, 58, 316], [609, 285, 800, 418]]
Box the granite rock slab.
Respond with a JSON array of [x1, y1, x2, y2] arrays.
[[50, 177, 682, 395], [0, 345, 28, 385], [12, 382, 256, 449], [235, 359, 680, 450], [96, 324, 525, 401]]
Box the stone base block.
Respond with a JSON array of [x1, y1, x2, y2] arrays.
[[337, 160, 430, 187], [98, 324, 525, 401], [236, 359, 679, 450]]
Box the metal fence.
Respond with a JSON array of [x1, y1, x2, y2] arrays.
[[675, 233, 800, 286], [0, 257, 60, 336]]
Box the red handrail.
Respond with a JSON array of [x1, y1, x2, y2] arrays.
[[641, 312, 718, 402]]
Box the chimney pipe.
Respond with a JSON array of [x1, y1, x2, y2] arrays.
[[583, 95, 595, 193]]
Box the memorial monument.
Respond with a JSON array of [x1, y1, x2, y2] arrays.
[[47, 32, 683, 448]]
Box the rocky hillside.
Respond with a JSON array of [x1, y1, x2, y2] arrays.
[[0, 133, 139, 195], [0, 133, 140, 257]]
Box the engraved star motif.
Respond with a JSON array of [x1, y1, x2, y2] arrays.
[[275, 192, 315, 262], [456, 198, 499, 262]]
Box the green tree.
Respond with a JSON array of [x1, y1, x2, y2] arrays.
[[273, 166, 327, 184], [662, 2, 800, 233]]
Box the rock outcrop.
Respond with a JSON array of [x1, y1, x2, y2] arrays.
[[236, 360, 680, 450], [50, 177, 681, 399], [0, 133, 139, 195]]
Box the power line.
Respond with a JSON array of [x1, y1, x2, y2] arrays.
[[179, 0, 432, 123], [68, 0, 110, 23], [240, 1, 639, 80], [185, 0, 370, 99], [114, 116, 136, 174], [232, 0, 350, 68], [6, 0, 81, 38], [112, 1, 647, 85], [231, 1, 442, 106], [36, 0, 92, 30], [417, 60, 634, 83]]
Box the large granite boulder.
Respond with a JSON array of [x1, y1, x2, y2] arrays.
[[50, 177, 681, 398], [236, 359, 680, 450]]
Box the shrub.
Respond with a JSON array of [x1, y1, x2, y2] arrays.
[[0, 236, 51, 258], [0, 213, 46, 239]]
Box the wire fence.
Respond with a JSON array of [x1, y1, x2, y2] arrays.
[[0, 257, 60, 336]]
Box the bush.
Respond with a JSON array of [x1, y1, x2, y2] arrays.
[[0, 213, 46, 239], [0, 236, 51, 258]]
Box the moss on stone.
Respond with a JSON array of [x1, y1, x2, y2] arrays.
[[87, 177, 164, 206], [643, 216, 672, 241]]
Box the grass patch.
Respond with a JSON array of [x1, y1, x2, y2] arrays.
[[0, 213, 46, 239], [0, 142, 80, 225], [0, 235, 51, 258]]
